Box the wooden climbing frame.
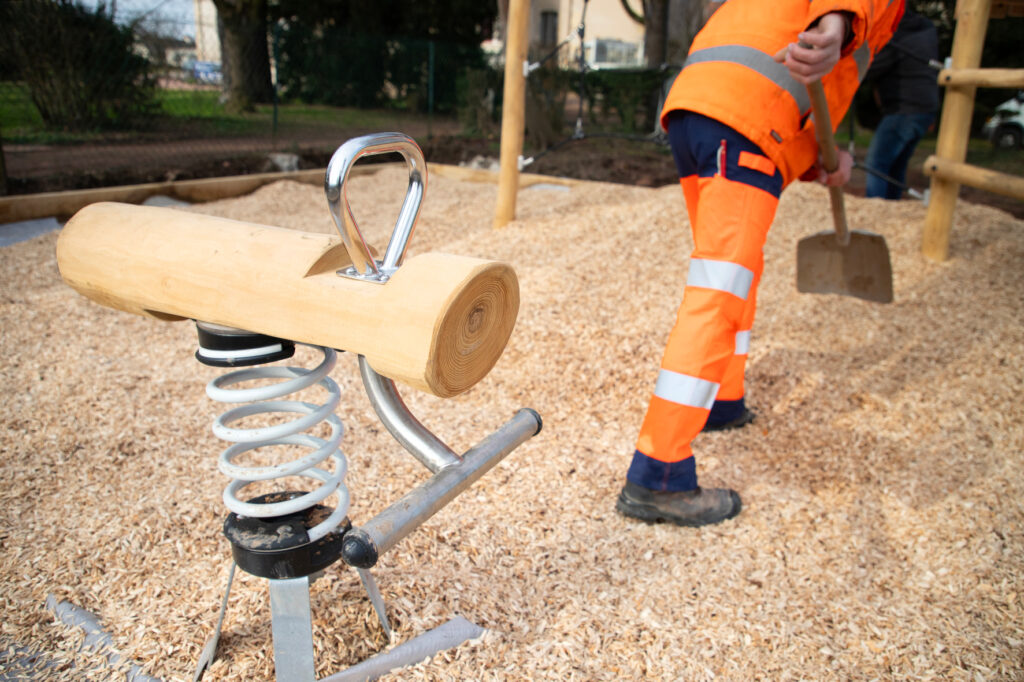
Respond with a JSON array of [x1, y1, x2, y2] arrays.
[[921, 0, 1024, 261]]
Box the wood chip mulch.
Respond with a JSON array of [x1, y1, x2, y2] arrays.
[[1, 165, 1022, 680]]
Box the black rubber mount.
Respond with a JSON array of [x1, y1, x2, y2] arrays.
[[223, 491, 349, 579], [194, 322, 295, 367]]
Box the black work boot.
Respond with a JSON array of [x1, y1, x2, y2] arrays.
[[616, 481, 741, 527], [702, 407, 756, 432]]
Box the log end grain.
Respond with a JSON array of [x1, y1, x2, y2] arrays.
[[429, 260, 519, 398]]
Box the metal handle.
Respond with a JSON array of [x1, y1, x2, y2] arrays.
[[341, 406, 542, 568], [342, 356, 542, 568], [324, 132, 427, 282]]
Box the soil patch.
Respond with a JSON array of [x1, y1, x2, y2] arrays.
[[3, 127, 1020, 220]]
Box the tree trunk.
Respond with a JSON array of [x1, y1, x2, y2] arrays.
[[212, 0, 273, 113], [671, 0, 716, 60], [642, 0, 669, 67]]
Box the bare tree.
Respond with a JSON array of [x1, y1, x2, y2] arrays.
[[211, 0, 273, 112], [642, 0, 670, 66], [623, 0, 713, 66]]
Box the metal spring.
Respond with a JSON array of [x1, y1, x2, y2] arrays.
[[205, 345, 348, 542]]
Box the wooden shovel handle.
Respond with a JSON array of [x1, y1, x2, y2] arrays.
[[806, 80, 850, 246]]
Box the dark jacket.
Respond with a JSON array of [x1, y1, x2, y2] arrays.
[[865, 10, 940, 116]]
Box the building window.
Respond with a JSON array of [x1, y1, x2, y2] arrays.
[[540, 11, 558, 47]]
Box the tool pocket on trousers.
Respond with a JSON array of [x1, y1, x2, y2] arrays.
[[737, 151, 776, 177]]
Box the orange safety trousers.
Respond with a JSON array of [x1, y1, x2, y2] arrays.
[[628, 111, 781, 491]]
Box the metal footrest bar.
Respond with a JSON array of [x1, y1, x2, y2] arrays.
[[319, 617, 486, 682]]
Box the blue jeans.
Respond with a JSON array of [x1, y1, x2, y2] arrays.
[[864, 112, 935, 199]]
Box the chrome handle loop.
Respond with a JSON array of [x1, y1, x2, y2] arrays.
[[324, 132, 427, 283]]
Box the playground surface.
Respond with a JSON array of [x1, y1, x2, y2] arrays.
[[1, 166, 1022, 680]]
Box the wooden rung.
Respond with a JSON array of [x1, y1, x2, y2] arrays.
[[990, 0, 1024, 18], [923, 154, 1024, 201], [938, 68, 1024, 88]]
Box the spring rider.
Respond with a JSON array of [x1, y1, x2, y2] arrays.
[[56, 133, 541, 681]]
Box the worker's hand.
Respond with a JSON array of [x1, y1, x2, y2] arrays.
[[809, 148, 854, 186], [773, 12, 848, 84]]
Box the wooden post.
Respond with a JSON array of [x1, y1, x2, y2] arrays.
[[494, 0, 530, 229], [921, 0, 992, 262]]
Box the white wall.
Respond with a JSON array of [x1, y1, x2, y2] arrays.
[[193, 0, 220, 63]]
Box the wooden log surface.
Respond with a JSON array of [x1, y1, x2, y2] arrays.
[[923, 154, 1024, 201], [56, 202, 519, 398]]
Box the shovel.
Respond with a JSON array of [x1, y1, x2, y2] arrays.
[[796, 80, 894, 303]]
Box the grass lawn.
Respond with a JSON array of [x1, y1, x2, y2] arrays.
[[0, 82, 434, 144]]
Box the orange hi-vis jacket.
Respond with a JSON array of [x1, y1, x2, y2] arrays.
[[661, 0, 906, 186]]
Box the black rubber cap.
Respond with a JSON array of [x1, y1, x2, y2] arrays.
[[341, 528, 379, 569]]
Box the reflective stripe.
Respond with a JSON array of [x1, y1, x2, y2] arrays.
[[654, 369, 720, 410], [735, 330, 750, 355], [685, 45, 810, 113], [198, 343, 283, 360], [853, 41, 871, 81], [687, 258, 755, 300]]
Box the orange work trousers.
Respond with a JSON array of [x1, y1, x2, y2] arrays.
[[627, 111, 782, 491]]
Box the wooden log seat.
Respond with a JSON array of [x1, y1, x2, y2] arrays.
[[56, 202, 519, 398]]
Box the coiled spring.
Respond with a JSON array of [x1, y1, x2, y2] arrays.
[[205, 344, 349, 542]]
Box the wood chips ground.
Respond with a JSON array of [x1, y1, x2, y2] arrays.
[[1, 165, 1022, 680]]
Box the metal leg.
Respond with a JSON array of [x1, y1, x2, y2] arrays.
[[355, 568, 392, 640], [194, 562, 236, 682], [268, 577, 317, 682]]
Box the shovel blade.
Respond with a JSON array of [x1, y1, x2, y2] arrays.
[[796, 230, 894, 303]]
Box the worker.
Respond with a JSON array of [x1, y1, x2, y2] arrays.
[[863, 9, 940, 199], [616, 0, 905, 527]]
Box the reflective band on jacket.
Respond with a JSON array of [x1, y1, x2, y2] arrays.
[[685, 45, 811, 113], [654, 369, 720, 410], [735, 330, 751, 355], [853, 42, 871, 81], [687, 258, 755, 300]]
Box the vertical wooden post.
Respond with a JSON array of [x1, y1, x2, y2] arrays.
[[921, 0, 991, 261], [494, 0, 530, 229]]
